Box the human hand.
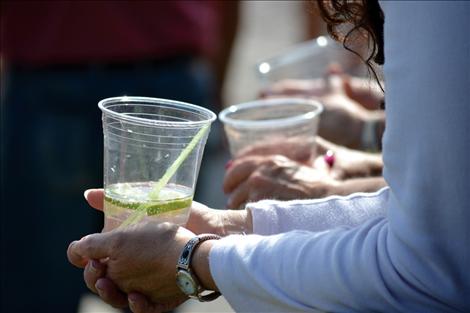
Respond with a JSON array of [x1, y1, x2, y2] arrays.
[[231, 137, 383, 180], [223, 154, 339, 209], [235, 137, 315, 164], [80, 189, 247, 312], [67, 222, 194, 311], [84, 189, 250, 237], [261, 73, 383, 111], [223, 137, 384, 208], [260, 78, 332, 99], [260, 75, 385, 149], [314, 137, 383, 180]]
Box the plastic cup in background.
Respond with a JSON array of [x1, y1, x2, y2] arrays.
[[98, 97, 216, 231], [219, 98, 323, 158], [256, 36, 370, 85]]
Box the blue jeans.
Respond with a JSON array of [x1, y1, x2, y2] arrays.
[[1, 57, 214, 312]]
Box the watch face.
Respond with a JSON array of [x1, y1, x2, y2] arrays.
[[176, 270, 197, 296]]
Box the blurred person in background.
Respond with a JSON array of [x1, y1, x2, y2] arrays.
[[0, 1, 238, 312]]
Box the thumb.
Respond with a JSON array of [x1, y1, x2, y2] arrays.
[[84, 189, 104, 211], [68, 232, 115, 266], [342, 74, 355, 100], [326, 63, 345, 76]]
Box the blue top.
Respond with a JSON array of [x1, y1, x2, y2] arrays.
[[210, 2, 470, 312]]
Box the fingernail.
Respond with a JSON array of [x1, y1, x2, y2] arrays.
[[128, 295, 136, 308], [95, 280, 103, 291], [90, 260, 99, 272], [225, 160, 233, 170], [84, 190, 91, 200]]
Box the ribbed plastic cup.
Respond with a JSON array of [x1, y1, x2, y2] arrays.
[[219, 98, 323, 157], [98, 97, 216, 231]]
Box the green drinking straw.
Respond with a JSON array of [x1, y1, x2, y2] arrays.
[[119, 124, 210, 228]]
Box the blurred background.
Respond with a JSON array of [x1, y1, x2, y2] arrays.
[[0, 1, 326, 312]]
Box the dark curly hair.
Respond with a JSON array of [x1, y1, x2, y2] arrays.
[[315, 0, 384, 89]]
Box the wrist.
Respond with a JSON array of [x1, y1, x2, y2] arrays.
[[192, 240, 218, 291], [175, 235, 221, 301], [221, 209, 253, 236]]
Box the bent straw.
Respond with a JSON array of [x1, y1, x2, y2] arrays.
[[118, 124, 210, 229]]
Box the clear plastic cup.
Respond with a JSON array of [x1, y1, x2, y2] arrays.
[[219, 98, 323, 157], [98, 97, 216, 231], [256, 36, 368, 84]]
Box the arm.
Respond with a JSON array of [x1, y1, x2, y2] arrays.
[[247, 187, 388, 235], [209, 3, 470, 312]]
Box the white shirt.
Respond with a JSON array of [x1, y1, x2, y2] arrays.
[[210, 2, 470, 312]]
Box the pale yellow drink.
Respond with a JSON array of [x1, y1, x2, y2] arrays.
[[103, 182, 192, 231]]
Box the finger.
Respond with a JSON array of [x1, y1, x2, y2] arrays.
[[95, 278, 129, 309], [227, 180, 249, 209], [315, 136, 336, 155], [223, 157, 259, 193], [238, 140, 312, 163], [236, 143, 277, 158], [245, 172, 276, 202], [84, 259, 106, 293], [327, 63, 345, 76], [263, 79, 308, 96], [70, 232, 115, 261], [128, 293, 155, 313], [67, 241, 88, 268], [129, 293, 187, 313], [84, 188, 105, 211]]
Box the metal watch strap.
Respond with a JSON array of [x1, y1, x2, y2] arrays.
[[177, 234, 221, 302]]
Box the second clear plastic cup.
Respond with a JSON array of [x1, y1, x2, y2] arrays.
[[98, 97, 216, 231], [219, 98, 323, 157], [256, 36, 368, 84]]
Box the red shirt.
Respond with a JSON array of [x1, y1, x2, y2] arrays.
[[0, 0, 220, 66]]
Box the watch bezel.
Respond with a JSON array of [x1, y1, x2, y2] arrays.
[[176, 269, 199, 297]]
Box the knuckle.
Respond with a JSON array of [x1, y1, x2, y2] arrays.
[[80, 236, 95, 254], [110, 231, 125, 251], [248, 172, 265, 186]]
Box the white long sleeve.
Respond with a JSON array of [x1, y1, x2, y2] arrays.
[[209, 2, 470, 312], [247, 187, 388, 235]]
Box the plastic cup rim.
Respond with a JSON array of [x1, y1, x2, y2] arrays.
[[219, 97, 323, 129], [98, 96, 217, 128]]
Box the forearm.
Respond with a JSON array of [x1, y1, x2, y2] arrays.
[[209, 220, 451, 313], [247, 187, 388, 235]]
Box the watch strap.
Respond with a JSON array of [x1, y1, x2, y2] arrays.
[[177, 234, 221, 302]]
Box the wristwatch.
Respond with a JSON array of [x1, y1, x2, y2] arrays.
[[176, 234, 221, 302]]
